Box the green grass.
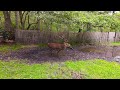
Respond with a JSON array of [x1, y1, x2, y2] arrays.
[[110, 42, 120, 46], [0, 59, 120, 79], [65, 59, 120, 79], [70, 42, 80, 46], [0, 44, 22, 53], [0, 44, 40, 53], [38, 43, 47, 48]]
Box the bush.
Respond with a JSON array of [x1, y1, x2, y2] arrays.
[[2, 31, 15, 40]]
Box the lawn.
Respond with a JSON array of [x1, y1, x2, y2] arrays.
[[0, 43, 43, 53], [110, 42, 120, 46], [0, 59, 120, 79], [0, 43, 120, 79]]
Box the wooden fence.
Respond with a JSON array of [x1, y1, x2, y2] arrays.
[[15, 30, 120, 44]]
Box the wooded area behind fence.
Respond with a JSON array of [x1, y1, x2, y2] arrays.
[[15, 30, 120, 44]]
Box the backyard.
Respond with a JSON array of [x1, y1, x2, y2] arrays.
[[0, 42, 120, 79], [1, 11, 120, 79]]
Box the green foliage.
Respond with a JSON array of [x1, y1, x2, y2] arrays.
[[110, 42, 120, 46], [2, 31, 15, 40], [1, 11, 120, 32], [0, 59, 120, 79]]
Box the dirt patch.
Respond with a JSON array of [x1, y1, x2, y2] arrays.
[[0, 45, 119, 64], [79, 46, 105, 54]]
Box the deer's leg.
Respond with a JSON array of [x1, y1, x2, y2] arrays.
[[57, 50, 61, 56], [51, 49, 53, 56], [49, 48, 53, 56]]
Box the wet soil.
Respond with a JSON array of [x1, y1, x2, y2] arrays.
[[0, 45, 120, 64]]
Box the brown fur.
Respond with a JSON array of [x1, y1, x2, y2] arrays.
[[48, 42, 73, 55]]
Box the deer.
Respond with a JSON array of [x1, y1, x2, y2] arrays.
[[47, 35, 73, 56]]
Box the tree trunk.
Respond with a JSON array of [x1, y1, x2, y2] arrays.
[[3, 11, 15, 40], [19, 11, 23, 29], [3, 11, 13, 31], [19, 11, 29, 30], [114, 31, 117, 42], [113, 11, 115, 14], [15, 11, 19, 29], [107, 32, 109, 43], [38, 19, 40, 30], [86, 23, 91, 31]]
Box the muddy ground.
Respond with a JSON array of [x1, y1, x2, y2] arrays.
[[0, 45, 120, 64]]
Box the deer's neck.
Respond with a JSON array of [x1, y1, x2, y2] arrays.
[[63, 42, 67, 48]]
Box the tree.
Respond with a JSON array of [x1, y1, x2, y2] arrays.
[[3, 11, 15, 40], [15, 11, 19, 29], [19, 11, 30, 30], [3, 11, 14, 31]]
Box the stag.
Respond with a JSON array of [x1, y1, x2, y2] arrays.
[[47, 35, 73, 55]]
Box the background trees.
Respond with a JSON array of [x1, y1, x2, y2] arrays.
[[1, 11, 120, 44], [0, 11, 120, 32]]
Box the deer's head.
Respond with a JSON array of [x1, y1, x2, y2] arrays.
[[64, 42, 73, 50]]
